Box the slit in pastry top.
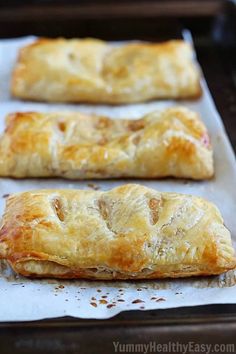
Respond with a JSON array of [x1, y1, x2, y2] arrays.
[[0, 184, 235, 279], [11, 38, 201, 103], [0, 107, 213, 180]]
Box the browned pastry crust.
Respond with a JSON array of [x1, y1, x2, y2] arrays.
[[11, 38, 201, 103], [0, 184, 235, 279], [0, 107, 213, 180]]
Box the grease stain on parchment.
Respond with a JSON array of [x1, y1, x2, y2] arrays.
[[0, 260, 20, 282], [190, 270, 236, 289]]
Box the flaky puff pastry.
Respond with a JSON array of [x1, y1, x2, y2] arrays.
[[11, 38, 201, 103], [0, 107, 213, 180], [0, 184, 235, 279]]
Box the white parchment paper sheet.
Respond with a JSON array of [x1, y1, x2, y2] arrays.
[[0, 37, 235, 321]]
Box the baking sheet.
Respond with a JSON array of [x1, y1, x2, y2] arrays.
[[0, 36, 235, 322]]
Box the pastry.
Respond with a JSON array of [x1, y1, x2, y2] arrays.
[[0, 107, 213, 180], [11, 38, 201, 103], [0, 184, 234, 279]]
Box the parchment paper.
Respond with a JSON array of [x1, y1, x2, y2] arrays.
[[0, 36, 235, 321]]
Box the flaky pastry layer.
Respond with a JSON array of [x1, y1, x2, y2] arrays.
[[0, 184, 235, 279], [11, 38, 201, 103], [0, 107, 213, 180]]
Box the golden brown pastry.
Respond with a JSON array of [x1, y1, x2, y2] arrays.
[[0, 107, 213, 180], [11, 38, 201, 103], [0, 184, 234, 279]]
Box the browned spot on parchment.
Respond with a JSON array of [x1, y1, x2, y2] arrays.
[[87, 183, 100, 191], [132, 299, 145, 304], [99, 299, 108, 304], [107, 304, 115, 308]]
